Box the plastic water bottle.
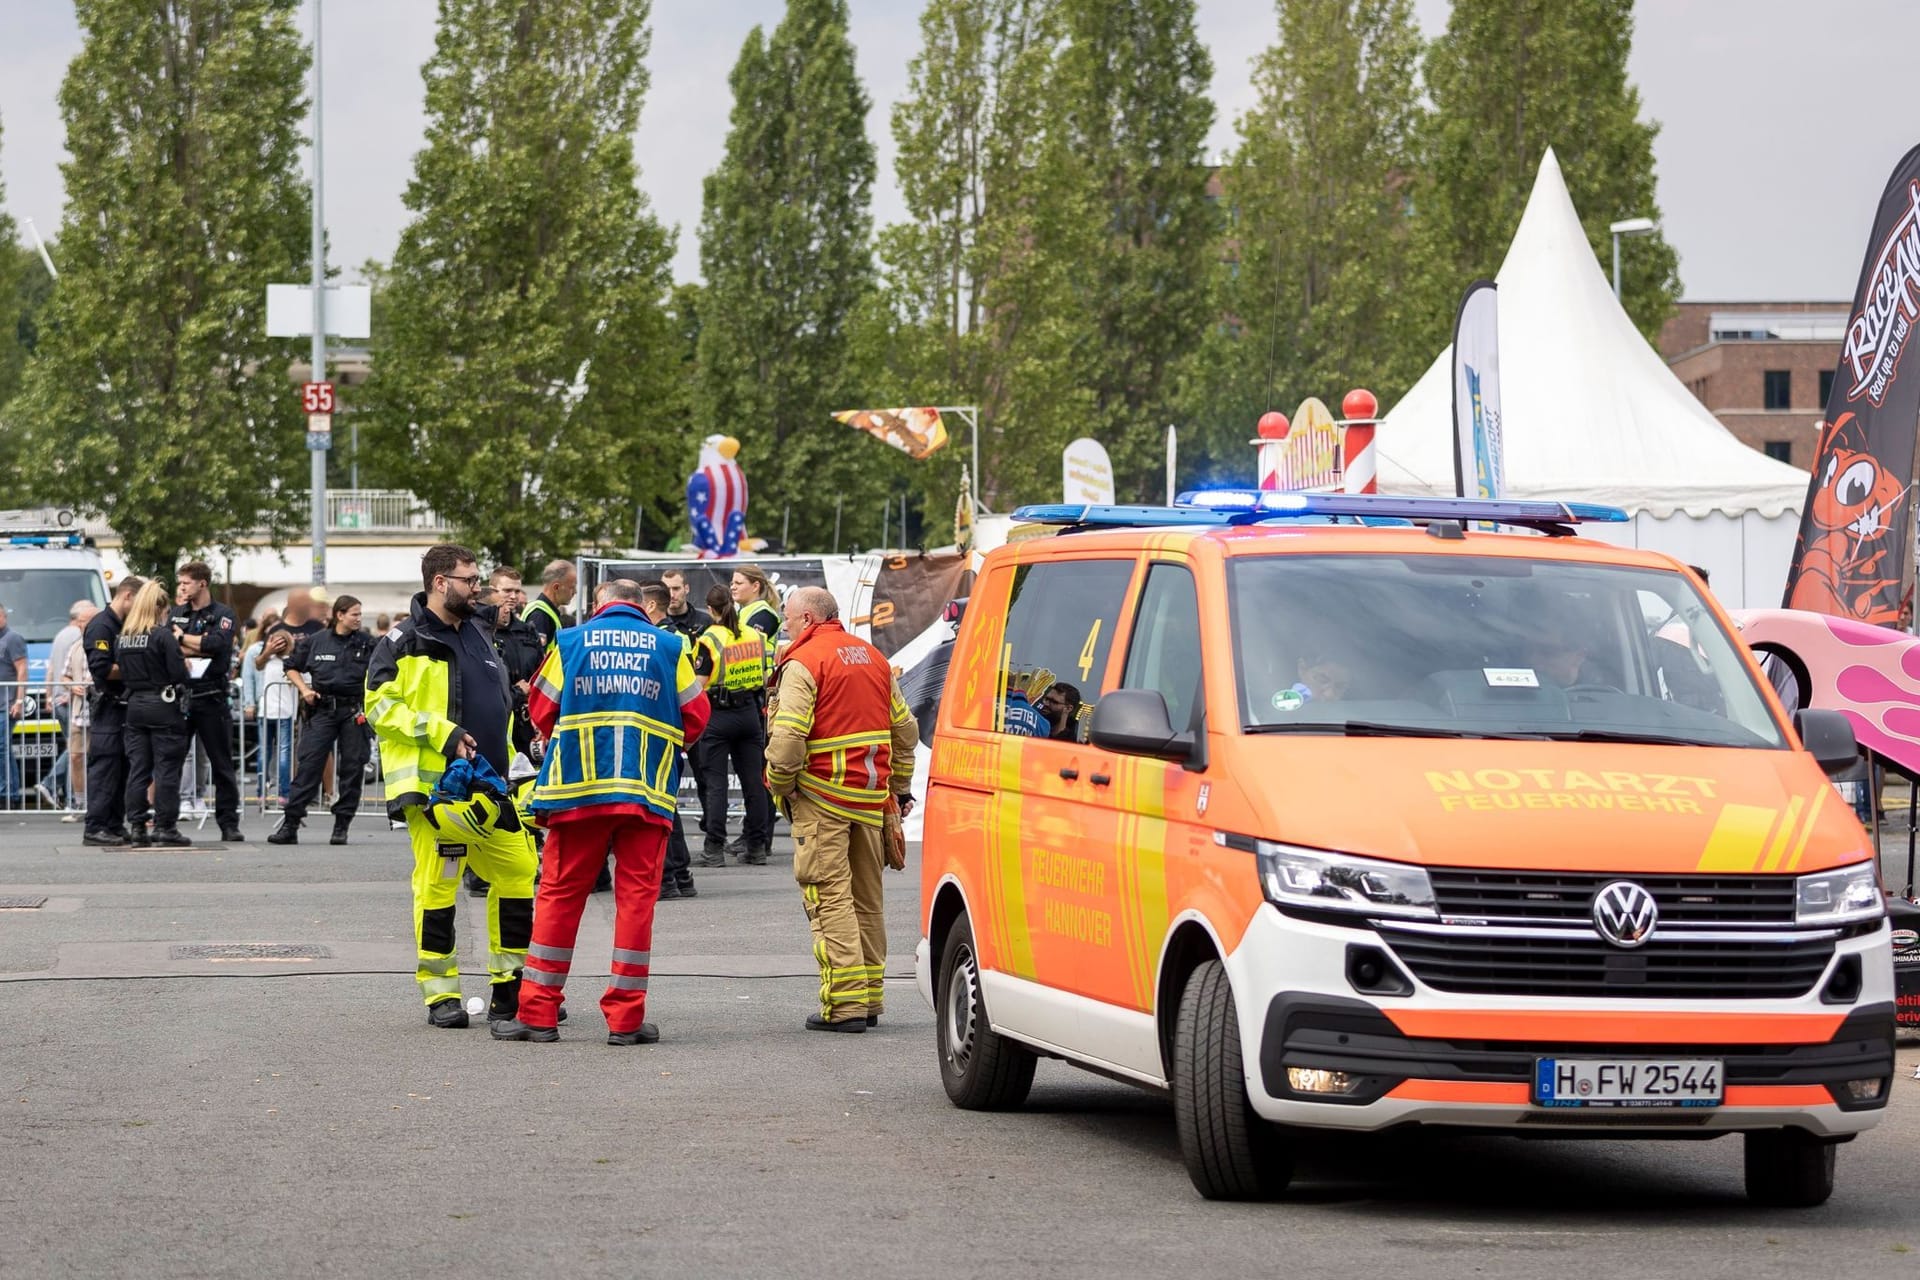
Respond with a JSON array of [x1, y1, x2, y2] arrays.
[[465, 995, 486, 1018]]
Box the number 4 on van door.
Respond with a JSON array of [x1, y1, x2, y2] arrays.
[[1078, 619, 1102, 681]]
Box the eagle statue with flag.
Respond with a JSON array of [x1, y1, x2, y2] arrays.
[[686, 433, 748, 558]]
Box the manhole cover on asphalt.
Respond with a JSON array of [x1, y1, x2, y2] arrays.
[[170, 943, 333, 961], [0, 896, 48, 910]]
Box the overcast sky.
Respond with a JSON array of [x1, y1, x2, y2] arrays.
[[1, 1, 1913, 300]]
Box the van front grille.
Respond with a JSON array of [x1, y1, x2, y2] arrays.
[[1380, 929, 1834, 999], [1428, 869, 1799, 927]]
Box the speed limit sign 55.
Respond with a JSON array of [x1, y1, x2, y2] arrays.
[[302, 381, 336, 414]]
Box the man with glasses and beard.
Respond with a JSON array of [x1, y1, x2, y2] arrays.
[[366, 544, 538, 1029]]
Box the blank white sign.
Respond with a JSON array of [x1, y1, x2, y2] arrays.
[[265, 284, 372, 339]]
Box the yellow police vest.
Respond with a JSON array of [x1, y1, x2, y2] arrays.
[[701, 623, 772, 694]]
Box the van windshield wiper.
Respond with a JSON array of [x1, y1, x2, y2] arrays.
[[1246, 720, 1545, 740], [1537, 727, 1743, 748]]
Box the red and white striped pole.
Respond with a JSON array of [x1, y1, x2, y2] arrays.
[[1254, 411, 1290, 491], [1341, 388, 1378, 495]]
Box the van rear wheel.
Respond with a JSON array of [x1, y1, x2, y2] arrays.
[[1743, 1129, 1836, 1207], [936, 913, 1036, 1110], [1172, 959, 1294, 1200]]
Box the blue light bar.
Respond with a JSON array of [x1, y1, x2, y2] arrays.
[[3, 533, 84, 547], [1013, 503, 1244, 528], [1173, 490, 1627, 524], [1011, 491, 1628, 534]]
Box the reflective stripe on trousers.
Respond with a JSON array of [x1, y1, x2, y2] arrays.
[[405, 807, 537, 1006], [515, 810, 670, 1034]]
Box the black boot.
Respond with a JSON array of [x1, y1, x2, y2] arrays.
[[127, 823, 152, 849], [607, 1023, 659, 1046], [744, 843, 770, 866], [725, 835, 747, 862], [675, 875, 697, 898], [805, 1013, 867, 1033], [490, 1018, 558, 1042], [219, 822, 245, 844], [658, 879, 683, 901], [426, 999, 469, 1029], [698, 837, 726, 869], [329, 817, 350, 846], [150, 828, 193, 847], [488, 976, 521, 1022], [267, 817, 299, 845]]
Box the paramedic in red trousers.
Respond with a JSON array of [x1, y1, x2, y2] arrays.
[[490, 578, 710, 1044]]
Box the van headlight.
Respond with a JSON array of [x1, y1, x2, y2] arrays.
[[1252, 841, 1438, 920], [1795, 863, 1883, 926]]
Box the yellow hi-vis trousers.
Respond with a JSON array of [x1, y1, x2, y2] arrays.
[[406, 793, 538, 1007], [790, 792, 886, 1022]]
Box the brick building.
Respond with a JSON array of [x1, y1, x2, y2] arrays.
[[1659, 301, 1848, 469]]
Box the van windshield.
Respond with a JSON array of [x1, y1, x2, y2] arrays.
[[1229, 553, 1784, 749], [0, 568, 109, 644]]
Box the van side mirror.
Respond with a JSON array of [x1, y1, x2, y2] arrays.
[[1793, 708, 1859, 778], [1090, 689, 1194, 762]]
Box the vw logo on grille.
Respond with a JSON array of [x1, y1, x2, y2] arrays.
[[1591, 881, 1658, 948]]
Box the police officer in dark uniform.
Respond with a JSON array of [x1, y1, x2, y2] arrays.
[[522, 559, 576, 651], [485, 572, 548, 755], [268, 595, 376, 846], [81, 575, 144, 845], [169, 561, 244, 842], [119, 580, 193, 847]]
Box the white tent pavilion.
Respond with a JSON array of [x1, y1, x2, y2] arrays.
[[1375, 147, 1810, 608]]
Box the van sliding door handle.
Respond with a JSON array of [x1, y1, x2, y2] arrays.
[[1089, 772, 1112, 787], [1058, 767, 1079, 781]]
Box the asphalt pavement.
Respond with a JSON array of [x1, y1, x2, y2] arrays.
[[2, 809, 1918, 1279]]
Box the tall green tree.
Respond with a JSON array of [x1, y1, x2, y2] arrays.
[[1050, 0, 1219, 501], [364, 0, 680, 570], [1191, 0, 1427, 468], [15, 1, 310, 574], [1420, 0, 1679, 344], [697, 0, 882, 549], [874, 0, 1093, 511]]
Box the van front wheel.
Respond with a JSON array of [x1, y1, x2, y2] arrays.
[[1743, 1129, 1836, 1207], [1173, 959, 1294, 1200], [936, 914, 1036, 1110]]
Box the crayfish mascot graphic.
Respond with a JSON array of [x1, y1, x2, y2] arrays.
[[1786, 412, 1910, 624]]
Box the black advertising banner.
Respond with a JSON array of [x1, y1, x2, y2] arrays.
[[858, 550, 973, 660], [1784, 144, 1920, 624]]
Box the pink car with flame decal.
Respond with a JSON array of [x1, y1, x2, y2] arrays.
[[1732, 609, 1920, 777]]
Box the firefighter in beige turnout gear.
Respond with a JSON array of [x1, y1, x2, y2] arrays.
[[765, 587, 918, 1032]]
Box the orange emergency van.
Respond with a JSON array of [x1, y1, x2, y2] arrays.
[[916, 492, 1893, 1206]]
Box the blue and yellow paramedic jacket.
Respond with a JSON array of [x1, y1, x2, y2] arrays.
[[526, 601, 709, 828]]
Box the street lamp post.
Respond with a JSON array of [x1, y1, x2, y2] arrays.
[[309, 0, 328, 585], [1609, 216, 1655, 302], [933, 406, 989, 515]]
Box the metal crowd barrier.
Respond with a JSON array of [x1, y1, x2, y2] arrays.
[[243, 680, 388, 820], [0, 676, 718, 824], [0, 678, 87, 815]]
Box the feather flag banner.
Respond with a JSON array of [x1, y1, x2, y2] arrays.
[[833, 407, 950, 460]]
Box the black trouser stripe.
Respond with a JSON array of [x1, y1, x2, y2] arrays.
[[420, 905, 457, 954]]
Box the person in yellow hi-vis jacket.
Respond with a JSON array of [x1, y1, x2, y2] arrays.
[[365, 544, 539, 1030], [765, 587, 917, 1033]]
